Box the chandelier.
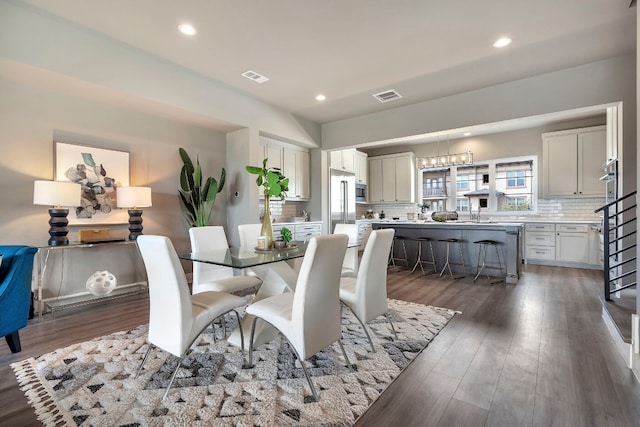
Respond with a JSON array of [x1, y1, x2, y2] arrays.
[[415, 135, 473, 169]]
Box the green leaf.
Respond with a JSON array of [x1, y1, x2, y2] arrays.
[[194, 162, 202, 189], [246, 166, 262, 174], [178, 191, 196, 222], [179, 148, 194, 173], [179, 165, 191, 191], [217, 168, 226, 193], [81, 153, 96, 167], [203, 177, 218, 202]]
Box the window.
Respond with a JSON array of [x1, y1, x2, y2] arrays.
[[421, 170, 448, 198], [456, 198, 469, 212], [456, 175, 469, 191], [506, 171, 526, 188], [505, 197, 529, 210], [479, 198, 488, 208], [496, 160, 533, 211]]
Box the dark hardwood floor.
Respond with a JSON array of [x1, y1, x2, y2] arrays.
[[1, 264, 638, 426]]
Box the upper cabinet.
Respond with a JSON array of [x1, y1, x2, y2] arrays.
[[330, 149, 356, 172], [542, 125, 606, 198], [331, 149, 367, 184], [282, 146, 310, 200], [261, 137, 310, 201], [355, 150, 368, 185], [368, 152, 415, 203]]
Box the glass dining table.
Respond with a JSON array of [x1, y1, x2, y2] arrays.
[[179, 240, 358, 349], [180, 242, 310, 349]]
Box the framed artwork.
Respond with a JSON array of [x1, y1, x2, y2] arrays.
[[55, 141, 130, 225]]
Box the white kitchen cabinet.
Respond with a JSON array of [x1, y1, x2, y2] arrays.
[[260, 137, 310, 201], [331, 149, 356, 172], [282, 146, 310, 200], [525, 223, 555, 261], [525, 222, 598, 268], [263, 141, 283, 171], [293, 222, 322, 242], [355, 220, 373, 249], [542, 126, 606, 197], [369, 153, 415, 203], [555, 224, 590, 263], [272, 221, 322, 243], [355, 150, 368, 185]]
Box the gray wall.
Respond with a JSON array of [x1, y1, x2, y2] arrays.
[[0, 77, 228, 284], [363, 116, 607, 195], [321, 54, 636, 199]]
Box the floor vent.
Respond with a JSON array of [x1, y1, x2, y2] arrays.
[[373, 89, 402, 103], [241, 70, 270, 83]]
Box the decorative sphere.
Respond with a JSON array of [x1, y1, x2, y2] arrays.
[[86, 270, 117, 296]]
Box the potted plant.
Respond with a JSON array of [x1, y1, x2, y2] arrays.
[[178, 148, 226, 227], [245, 158, 289, 247], [280, 226, 293, 246]]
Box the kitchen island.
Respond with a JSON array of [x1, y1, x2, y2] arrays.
[[372, 221, 524, 283]]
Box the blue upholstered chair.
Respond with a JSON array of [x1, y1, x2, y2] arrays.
[[0, 245, 38, 353]]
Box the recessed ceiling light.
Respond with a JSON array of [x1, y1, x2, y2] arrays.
[[493, 37, 512, 48], [315, 94, 326, 101], [178, 23, 197, 36], [463, 132, 472, 137]]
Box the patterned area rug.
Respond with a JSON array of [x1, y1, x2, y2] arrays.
[[12, 299, 456, 426]]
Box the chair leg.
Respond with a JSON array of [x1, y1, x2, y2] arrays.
[[229, 310, 245, 353], [163, 356, 184, 400], [385, 312, 398, 340], [351, 308, 376, 352], [285, 340, 319, 402], [5, 331, 22, 353], [337, 339, 354, 372], [136, 343, 154, 378], [247, 317, 259, 368]]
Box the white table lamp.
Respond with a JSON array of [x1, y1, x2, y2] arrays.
[[116, 186, 152, 240], [33, 180, 82, 246]]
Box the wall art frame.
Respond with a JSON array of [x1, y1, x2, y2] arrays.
[[54, 141, 130, 225]]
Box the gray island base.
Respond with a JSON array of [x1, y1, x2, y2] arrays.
[[372, 221, 524, 284]]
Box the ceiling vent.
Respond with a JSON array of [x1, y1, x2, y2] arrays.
[[241, 70, 269, 83], [373, 89, 402, 103]]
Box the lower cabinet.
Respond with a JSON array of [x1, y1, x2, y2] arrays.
[[525, 222, 599, 268], [294, 223, 322, 242], [355, 220, 373, 249], [555, 224, 590, 263]]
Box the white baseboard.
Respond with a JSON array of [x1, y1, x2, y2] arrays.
[[602, 307, 632, 368]]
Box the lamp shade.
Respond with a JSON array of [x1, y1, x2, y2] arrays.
[[33, 180, 81, 207], [117, 186, 152, 208]]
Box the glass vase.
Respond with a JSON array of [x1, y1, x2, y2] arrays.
[[261, 195, 274, 248]]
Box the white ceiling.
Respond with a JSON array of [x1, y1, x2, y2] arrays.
[[14, 0, 637, 130]]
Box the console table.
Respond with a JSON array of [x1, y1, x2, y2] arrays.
[[35, 240, 147, 321]]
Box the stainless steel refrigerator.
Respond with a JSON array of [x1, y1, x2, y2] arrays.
[[330, 168, 356, 231]]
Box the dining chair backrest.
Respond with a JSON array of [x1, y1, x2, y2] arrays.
[[238, 223, 262, 248], [291, 233, 348, 359], [137, 235, 194, 356], [189, 226, 234, 294], [333, 223, 359, 273], [354, 228, 395, 322]]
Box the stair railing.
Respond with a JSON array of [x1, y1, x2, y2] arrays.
[[594, 191, 637, 301]]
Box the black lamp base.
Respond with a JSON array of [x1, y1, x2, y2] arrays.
[[127, 209, 144, 240], [48, 208, 70, 246]]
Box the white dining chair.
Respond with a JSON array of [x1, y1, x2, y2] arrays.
[[339, 228, 397, 352], [334, 223, 360, 277], [189, 226, 262, 294], [245, 234, 351, 401], [238, 223, 262, 248], [135, 235, 246, 400]]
